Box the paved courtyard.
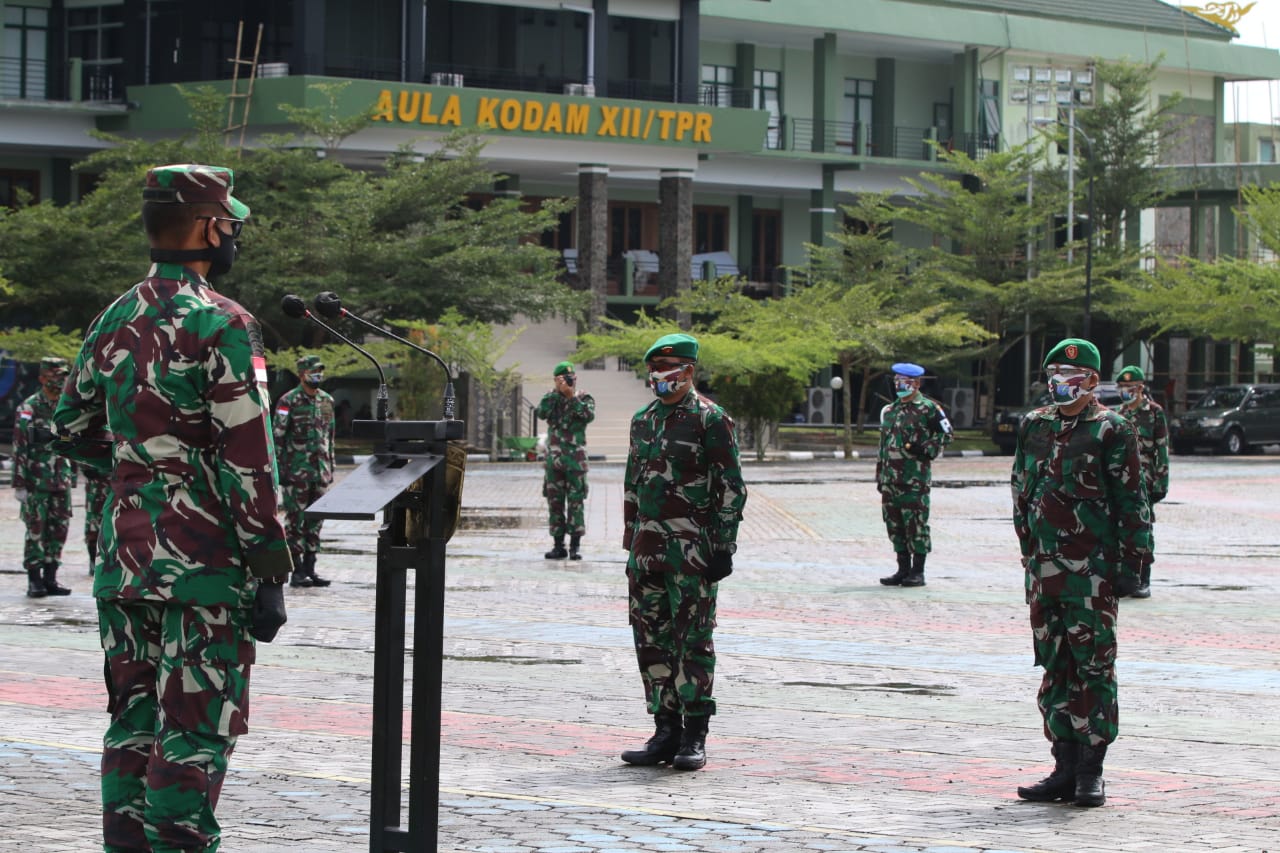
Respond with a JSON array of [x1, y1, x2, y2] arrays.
[[1, 453, 1277, 852]]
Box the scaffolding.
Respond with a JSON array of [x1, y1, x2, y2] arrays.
[[224, 21, 263, 155]]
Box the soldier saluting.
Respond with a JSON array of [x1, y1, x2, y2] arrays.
[[536, 360, 595, 560]]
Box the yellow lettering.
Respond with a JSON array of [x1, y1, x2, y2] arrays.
[[657, 110, 676, 140], [477, 97, 499, 128], [566, 103, 590, 135], [398, 91, 422, 123], [675, 111, 694, 141], [373, 89, 394, 122], [597, 105, 621, 137], [631, 107, 642, 137], [522, 101, 544, 131], [694, 112, 712, 143], [543, 102, 563, 133], [500, 99, 522, 130], [418, 92, 439, 124], [440, 94, 462, 126]]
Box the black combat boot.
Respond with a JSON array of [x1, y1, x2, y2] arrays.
[[1017, 741, 1079, 801], [25, 568, 47, 598], [568, 534, 582, 561], [305, 552, 332, 587], [88, 539, 97, 576], [620, 713, 683, 766], [672, 715, 709, 771], [42, 565, 72, 596], [880, 552, 911, 586], [1074, 743, 1107, 807], [1131, 562, 1151, 599], [290, 552, 314, 587], [544, 538, 568, 560], [901, 552, 927, 587]]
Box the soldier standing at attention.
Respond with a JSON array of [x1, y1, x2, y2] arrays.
[[51, 163, 293, 852], [1115, 364, 1169, 599], [12, 356, 76, 597], [620, 333, 747, 771], [536, 360, 595, 560], [1012, 338, 1150, 808], [274, 354, 335, 587], [877, 362, 952, 588]]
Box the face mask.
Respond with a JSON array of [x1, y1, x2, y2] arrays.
[[895, 381, 915, 399], [1048, 372, 1092, 407], [1119, 388, 1138, 403], [649, 366, 688, 397], [305, 372, 324, 387], [205, 230, 237, 278], [44, 377, 65, 394]]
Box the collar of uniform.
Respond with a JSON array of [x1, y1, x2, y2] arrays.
[[148, 261, 207, 283]]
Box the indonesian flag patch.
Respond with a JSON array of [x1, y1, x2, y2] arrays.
[[252, 355, 269, 385]]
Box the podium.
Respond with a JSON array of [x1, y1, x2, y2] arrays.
[[305, 417, 465, 853]]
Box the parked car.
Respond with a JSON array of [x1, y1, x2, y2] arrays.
[[1170, 383, 1280, 455], [991, 382, 1123, 454]]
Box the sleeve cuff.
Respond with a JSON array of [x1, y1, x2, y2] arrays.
[[246, 547, 296, 579]]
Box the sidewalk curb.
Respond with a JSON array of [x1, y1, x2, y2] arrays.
[[333, 448, 1005, 466]]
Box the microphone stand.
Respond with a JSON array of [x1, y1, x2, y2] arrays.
[[281, 295, 389, 420]]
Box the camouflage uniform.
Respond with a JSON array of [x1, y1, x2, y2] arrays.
[[1120, 396, 1169, 589], [536, 387, 595, 540], [84, 466, 112, 572], [13, 375, 76, 594], [274, 361, 335, 583], [624, 390, 747, 718], [52, 164, 292, 853], [1012, 398, 1151, 747], [876, 395, 952, 554]]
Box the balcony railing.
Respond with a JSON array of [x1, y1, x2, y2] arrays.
[[1, 56, 125, 103]]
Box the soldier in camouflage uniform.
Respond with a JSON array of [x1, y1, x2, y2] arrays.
[[536, 360, 595, 560], [83, 465, 111, 575], [51, 164, 293, 853], [1012, 338, 1151, 809], [12, 356, 76, 597], [877, 362, 953, 588], [1115, 364, 1169, 599], [620, 333, 747, 772], [274, 354, 335, 587]]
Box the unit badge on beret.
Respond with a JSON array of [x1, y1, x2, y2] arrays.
[[1065, 344, 1078, 359], [662, 346, 672, 353]]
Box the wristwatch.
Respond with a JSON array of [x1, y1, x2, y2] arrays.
[[715, 543, 737, 555]]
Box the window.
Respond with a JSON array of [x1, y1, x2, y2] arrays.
[[700, 64, 735, 108], [2, 5, 49, 99], [754, 69, 781, 149], [1261, 138, 1276, 163], [694, 206, 728, 254], [750, 210, 781, 283], [838, 78, 874, 154], [66, 2, 124, 100], [1, 168, 40, 209]]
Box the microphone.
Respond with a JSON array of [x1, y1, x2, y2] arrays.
[[314, 291, 457, 420], [281, 294, 389, 421]]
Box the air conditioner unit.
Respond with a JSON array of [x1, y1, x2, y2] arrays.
[[256, 62, 289, 78], [804, 387, 833, 425], [942, 387, 975, 429], [430, 72, 465, 87], [564, 82, 595, 97]]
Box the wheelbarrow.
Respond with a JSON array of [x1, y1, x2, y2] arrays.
[[502, 435, 540, 461]]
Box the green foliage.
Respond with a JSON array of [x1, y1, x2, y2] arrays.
[[0, 326, 85, 362]]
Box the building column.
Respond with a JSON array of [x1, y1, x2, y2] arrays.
[[659, 169, 694, 328], [1219, 202, 1237, 258], [874, 58, 897, 158], [812, 33, 837, 153], [677, 0, 699, 104], [577, 165, 609, 332], [809, 166, 836, 247], [735, 43, 756, 109], [592, 0, 610, 97], [953, 49, 978, 146], [292, 0, 326, 75], [405, 0, 427, 83], [737, 194, 754, 279]]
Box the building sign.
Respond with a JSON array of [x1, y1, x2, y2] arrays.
[[371, 89, 716, 144]]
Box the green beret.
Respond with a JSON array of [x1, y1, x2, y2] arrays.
[[1116, 364, 1145, 383], [296, 354, 324, 372], [1043, 338, 1100, 372], [40, 356, 69, 374], [553, 361, 574, 376], [643, 333, 699, 363]]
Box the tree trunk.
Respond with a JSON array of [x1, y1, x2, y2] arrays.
[[856, 365, 874, 433], [840, 355, 855, 458]]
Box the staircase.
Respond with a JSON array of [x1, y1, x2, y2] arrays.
[[495, 316, 650, 462]]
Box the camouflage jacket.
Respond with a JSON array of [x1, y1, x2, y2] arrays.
[[51, 262, 293, 606], [1120, 399, 1170, 504], [1011, 398, 1152, 596], [274, 385, 336, 487], [876, 395, 953, 490], [13, 390, 75, 493], [623, 391, 747, 574], [536, 390, 595, 468]]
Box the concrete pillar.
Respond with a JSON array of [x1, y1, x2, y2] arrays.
[[677, 0, 699, 104], [293, 0, 327, 75], [812, 33, 837, 153], [953, 49, 978, 145], [736, 43, 756, 109], [577, 165, 609, 332], [736, 194, 754, 279], [593, 0, 610, 97], [405, 0, 427, 83], [1219, 202, 1237, 258], [659, 169, 695, 328], [809, 167, 836, 247], [874, 58, 896, 158], [1168, 336, 1190, 415]]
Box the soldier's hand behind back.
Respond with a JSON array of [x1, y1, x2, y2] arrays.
[[706, 552, 734, 582], [250, 581, 288, 642]]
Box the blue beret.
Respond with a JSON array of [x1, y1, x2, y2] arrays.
[[891, 362, 925, 378]]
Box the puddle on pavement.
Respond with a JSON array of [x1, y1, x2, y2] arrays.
[[444, 654, 581, 666], [932, 480, 1007, 489], [783, 680, 954, 696], [458, 511, 538, 530], [1170, 583, 1251, 591], [445, 585, 494, 592]]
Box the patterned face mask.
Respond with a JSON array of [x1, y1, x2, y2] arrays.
[[648, 364, 689, 397], [895, 380, 915, 398], [1047, 370, 1093, 406], [1118, 386, 1140, 403], [304, 371, 324, 387]]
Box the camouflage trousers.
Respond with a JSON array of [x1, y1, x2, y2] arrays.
[[20, 489, 71, 574], [1029, 591, 1119, 747], [543, 466, 587, 539], [880, 485, 931, 554], [99, 597, 253, 853], [628, 567, 717, 717], [85, 478, 111, 546], [282, 481, 327, 560]]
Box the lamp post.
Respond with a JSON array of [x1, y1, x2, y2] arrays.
[[1035, 116, 1096, 338]]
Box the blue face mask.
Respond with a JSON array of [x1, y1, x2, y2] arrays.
[[648, 365, 688, 397], [1118, 387, 1139, 403]]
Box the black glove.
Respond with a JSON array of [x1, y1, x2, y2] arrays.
[[706, 551, 734, 583], [1115, 573, 1141, 599], [250, 581, 288, 643]]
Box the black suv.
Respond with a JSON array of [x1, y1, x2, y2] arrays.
[[1170, 383, 1280, 455], [991, 382, 1123, 454]]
